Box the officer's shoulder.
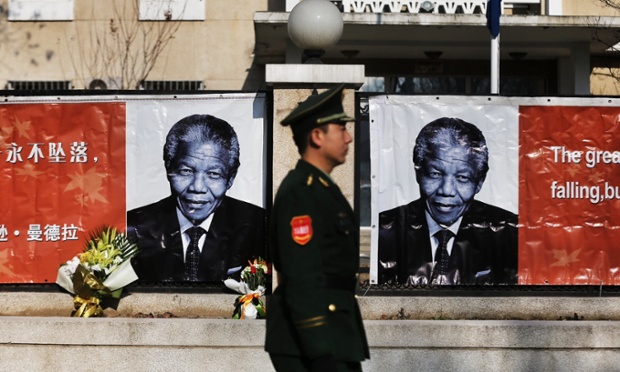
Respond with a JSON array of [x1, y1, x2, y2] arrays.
[[282, 167, 325, 188], [277, 170, 329, 204]]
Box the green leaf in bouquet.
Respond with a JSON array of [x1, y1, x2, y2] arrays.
[[85, 225, 138, 260], [109, 288, 123, 299], [256, 302, 266, 318]]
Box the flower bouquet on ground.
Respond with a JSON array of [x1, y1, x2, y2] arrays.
[[224, 258, 270, 319], [56, 226, 139, 318]]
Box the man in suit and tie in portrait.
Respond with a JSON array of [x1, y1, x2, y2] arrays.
[[127, 114, 265, 283], [378, 117, 518, 286]]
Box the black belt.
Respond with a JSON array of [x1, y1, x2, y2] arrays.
[[322, 274, 357, 292]]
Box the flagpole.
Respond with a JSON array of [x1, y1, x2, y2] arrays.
[[487, 0, 501, 95], [491, 34, 500, 94]]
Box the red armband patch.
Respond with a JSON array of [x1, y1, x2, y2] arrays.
[[290, 215, 312, 245]]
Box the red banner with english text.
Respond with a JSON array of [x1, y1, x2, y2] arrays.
[[519, 106, 620, 284]]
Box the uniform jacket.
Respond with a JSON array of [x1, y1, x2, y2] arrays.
[[127, 195, 266, 283], [265, 160, 369, 362], [378, 198, 518, 285]]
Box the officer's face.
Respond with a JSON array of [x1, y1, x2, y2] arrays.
[[416, 144, 484, 226], [320, 123, 353, 167], [168, 140, 234, 224]]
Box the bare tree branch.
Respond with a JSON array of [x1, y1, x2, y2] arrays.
[[68, 0, 183, 89], [597, 0, 620, 12]]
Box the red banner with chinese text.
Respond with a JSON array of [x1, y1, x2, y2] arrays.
[[0, 103, 126, 283], [519, 106, 620, 285]]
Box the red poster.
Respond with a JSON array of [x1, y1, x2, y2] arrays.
[[0, 103, 126, 283], [519, 106, 620, 284]]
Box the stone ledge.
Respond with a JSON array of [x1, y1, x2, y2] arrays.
[[0, 292, 235, 318], [265, 64, 366, 86], [357, 296, 620, 320], [3, 291, 620, 320]]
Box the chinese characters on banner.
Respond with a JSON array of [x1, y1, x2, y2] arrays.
[[369, 95, 620, 285], [0, 103, 126, 283]]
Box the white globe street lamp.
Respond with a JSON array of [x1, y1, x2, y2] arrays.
[[288, 0, 344, 64]]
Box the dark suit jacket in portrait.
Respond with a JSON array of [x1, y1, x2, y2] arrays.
[[127, 195, 266, 283], [378, 198, 518, 285]]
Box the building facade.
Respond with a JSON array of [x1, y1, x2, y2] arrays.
[[0, 0, 268, 91], [1, 0, 620, 95]]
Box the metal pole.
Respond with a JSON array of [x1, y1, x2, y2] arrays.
[[491, 34, 500, 94]]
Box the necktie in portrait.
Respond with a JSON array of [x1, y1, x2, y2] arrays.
[[184, 226, 206, 282], [432, 229, 454, 284]]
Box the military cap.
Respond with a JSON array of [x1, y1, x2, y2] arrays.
[[281, 83, 354, 136]]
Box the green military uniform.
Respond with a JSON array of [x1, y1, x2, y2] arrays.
[[265, 84, 370, 371]]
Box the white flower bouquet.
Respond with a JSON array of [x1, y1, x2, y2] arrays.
[[56, 226, 139, 317], [224, 258, 270, 319]]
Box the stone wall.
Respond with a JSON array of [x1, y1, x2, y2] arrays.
[[0, 316, 618, 371]]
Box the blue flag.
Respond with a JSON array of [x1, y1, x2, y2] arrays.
[[486, 0, 501, 38]]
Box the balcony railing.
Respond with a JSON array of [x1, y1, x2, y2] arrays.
[[339, 0, 541, 14]]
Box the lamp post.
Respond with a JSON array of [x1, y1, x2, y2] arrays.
[[288, 0, 344, 64]]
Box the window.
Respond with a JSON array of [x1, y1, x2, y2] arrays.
[[394, 77, 467, 94], [139, 0, 205, 21], [8, 0, 74, 21], [471, 77, 547, 95], [6, 80, 72, 90], [139, 80, 204, 91], [359, 77, 385, 93]]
